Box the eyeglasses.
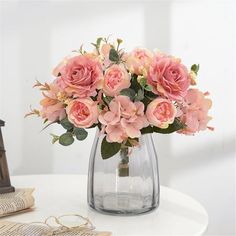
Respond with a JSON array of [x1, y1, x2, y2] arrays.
[[17, 214, 95, 236]]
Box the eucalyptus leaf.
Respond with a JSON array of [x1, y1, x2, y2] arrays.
[[139, 77, 147, 88], [144, 85, 152, 91], [134, 89, 144, 101], [60, 117, 74, 130], [59, 132, 74, 146], [50, 133, 59, 144], [74, 128, 88, 141], [120, 88, 136, 100], [101, 137, 121, 159]]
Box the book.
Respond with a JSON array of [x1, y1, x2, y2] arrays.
[[0, 188, 35, 217]]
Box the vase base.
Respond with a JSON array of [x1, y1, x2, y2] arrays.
[[88, 192, 159, 216], [89, 204, 159, 216]]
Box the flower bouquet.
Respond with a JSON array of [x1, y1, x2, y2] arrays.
[[27, 37, 213, 215], [27, 37, 213, 159]]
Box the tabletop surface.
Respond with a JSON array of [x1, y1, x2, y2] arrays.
[[4, 175, 208, 236]]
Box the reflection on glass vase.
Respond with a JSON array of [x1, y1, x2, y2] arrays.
[[87, 131, 160, 215]]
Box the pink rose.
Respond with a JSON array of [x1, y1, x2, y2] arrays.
[[178, 89, 212, 135], [56, 55, 103, 98], [126, 48, 153, 76], [146, 98, 177, 128], [40, 83, 66, 122], [99, 95, 148, 142], [66, 98, 98, 128], [52, 55, 72, 77], [103, 65, 130, 96], [147, 54, 190, 100]]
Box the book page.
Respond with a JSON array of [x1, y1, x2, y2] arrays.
[[0, 188, 35, 217]]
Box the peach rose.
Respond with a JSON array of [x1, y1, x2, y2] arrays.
[[126, 48, 153, 76], [146, 98, 177, 128], [56, 55, 103, 98], [52, 55, 72, 77], [66, 98, 98, 128], [178, 89, 213, 135], [40, 83, 66, 122], [103, 65, 130, 96], [147, 54, 190, 101]]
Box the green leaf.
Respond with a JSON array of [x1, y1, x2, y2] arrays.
[[59, 132, 74, 146], [103, 95, 113, 105], [60, 117, 74, 130], [153, 119, 185, 134], [141, 119, 185, 135], [87, 123, 98, 129], [96, 37, 103, 46], [109, 48, 120, 62], [191, 64, 200, 75], [91, 43, 97, 48], [101, 137, 121, 159], [134, 89, 144, 101], [139, 77, 152, 91], [139, 77, 147, 88], [141, 126, 154, 134], [145, 91, 158, 100], [74, 128, 88, 141], [120, 88, 136, 100], [50, 133, 60, 144], [130, 74, 141, 92], [144, 85, 152, 91], [142, 97, 152, 108]]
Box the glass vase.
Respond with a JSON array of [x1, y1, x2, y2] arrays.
[[87, 131, 160, 215]]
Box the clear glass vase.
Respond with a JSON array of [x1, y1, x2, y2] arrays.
[[87, 131, 160, 215]]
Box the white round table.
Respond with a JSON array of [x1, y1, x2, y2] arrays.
[[7, 175, 208, 235]]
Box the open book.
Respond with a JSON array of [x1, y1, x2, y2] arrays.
[[0, 221, 112, 236], [0, 188, 35, 217]]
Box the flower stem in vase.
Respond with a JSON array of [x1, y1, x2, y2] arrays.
[[118, 147, 129, 177]]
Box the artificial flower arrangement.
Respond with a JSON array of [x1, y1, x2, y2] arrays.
[[27, 37, 213, 159]]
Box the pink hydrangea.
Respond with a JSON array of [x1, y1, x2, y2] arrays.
[[99, 95, 148, 143], [178, 89, 213, 135], [147, 54, 190, 101]]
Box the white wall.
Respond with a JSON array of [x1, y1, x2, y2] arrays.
[[0, 0, 235, 235]]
